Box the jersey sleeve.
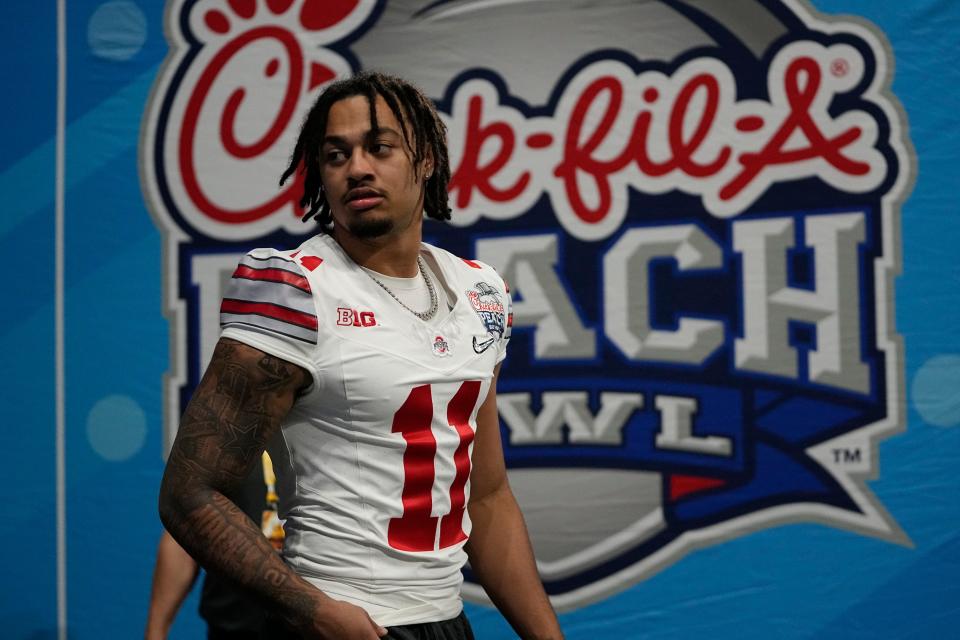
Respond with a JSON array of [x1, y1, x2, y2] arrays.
[[496, 274, 513, 364], [497, 274, 513, 364], [219, 249, 321, 382]]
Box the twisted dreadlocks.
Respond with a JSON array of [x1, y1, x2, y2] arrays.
[[279, 70, 452, 228]]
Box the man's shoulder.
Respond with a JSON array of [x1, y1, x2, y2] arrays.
[[233, 235, 343, 285], [221, 243, 322, 348], [238, 233, 328, 264], [423, 242, 503, 283]]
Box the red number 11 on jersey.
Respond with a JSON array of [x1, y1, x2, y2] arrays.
[[388, 381, 482, 552]]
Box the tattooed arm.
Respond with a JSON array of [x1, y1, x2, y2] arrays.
[[158, 338, 387, 640]]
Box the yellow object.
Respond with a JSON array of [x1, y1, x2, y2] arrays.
[[261, 451, 276, 486], [260, 451, 285, 549]]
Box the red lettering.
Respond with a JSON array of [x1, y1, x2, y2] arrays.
[[167, 42, 885, 239], [720, 57, 869, 201], [336, 308, 376, 327], [556, 74, 733, 226], [630, 107, 665, 177], [667, 73, 731, 177], [442, 49, 881, 229], [554, 77, 633, 224], [449, 94, 530, 208]]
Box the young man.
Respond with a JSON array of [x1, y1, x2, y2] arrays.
[[158, 71, 564, 640]]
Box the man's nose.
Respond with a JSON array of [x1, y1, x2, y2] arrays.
[[347, 149, 374, 180]]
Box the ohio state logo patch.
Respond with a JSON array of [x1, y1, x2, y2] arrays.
[[432, 335, 451, 358], [141, 0, 912, 611]]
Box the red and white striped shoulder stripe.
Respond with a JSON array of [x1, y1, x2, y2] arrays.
[[220, 250, 320, 344]]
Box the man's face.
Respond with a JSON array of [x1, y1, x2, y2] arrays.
[[320, 94, 430, 241]]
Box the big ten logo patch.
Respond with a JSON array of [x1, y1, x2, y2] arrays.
[[142, 0, 913, 609], [338, 307, 377, 327]]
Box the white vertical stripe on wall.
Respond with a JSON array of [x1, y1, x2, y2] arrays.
[[56, 0, 67, 637]]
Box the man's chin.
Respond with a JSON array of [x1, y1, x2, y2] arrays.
[[348, 216, 394, 239]]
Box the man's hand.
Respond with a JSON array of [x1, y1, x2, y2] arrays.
[[293, 598, 388, 639]]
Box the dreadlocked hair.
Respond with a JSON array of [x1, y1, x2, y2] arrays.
[[279, 70, 452, 228]]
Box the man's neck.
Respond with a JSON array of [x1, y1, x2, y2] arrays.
[[332, 227, 423, 277]]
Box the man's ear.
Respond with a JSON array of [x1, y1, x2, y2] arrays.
[[422, 147, 434, 180]]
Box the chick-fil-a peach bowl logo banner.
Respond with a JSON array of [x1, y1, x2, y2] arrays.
[[141, 0, 912, 609]]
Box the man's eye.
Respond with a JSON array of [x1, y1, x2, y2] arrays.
[[371, 142, 391, 154], [325, 149, 346, 162]]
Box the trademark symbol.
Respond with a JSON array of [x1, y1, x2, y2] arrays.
[[831, 58, 850, 77], [831, 447, 862, 464]]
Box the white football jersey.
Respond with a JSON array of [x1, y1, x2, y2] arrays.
[[219, 233, 512, 626]]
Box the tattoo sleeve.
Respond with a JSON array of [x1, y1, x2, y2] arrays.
[[158, 338, 320, 625]]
